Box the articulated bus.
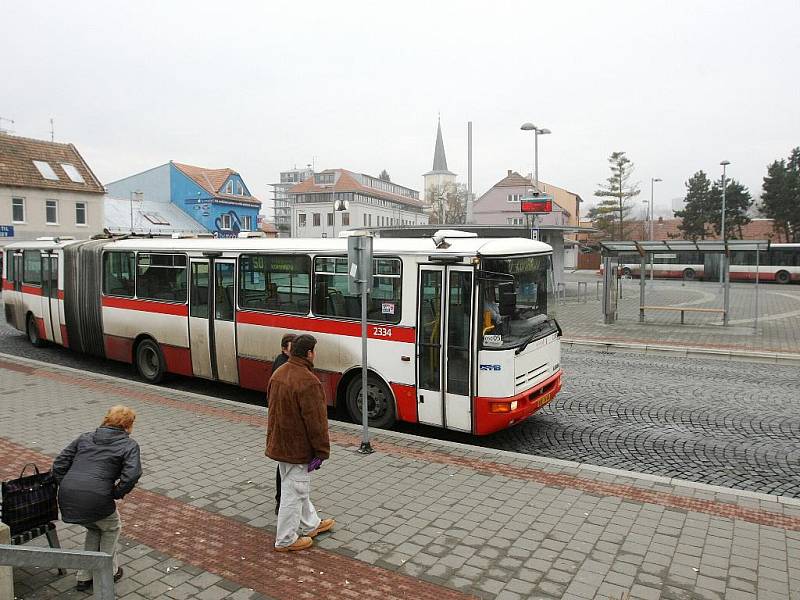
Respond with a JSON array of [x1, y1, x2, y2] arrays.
[[2, 232, 562, 435], [616, 244, 800, 283]]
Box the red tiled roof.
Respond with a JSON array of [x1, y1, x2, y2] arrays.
[[288, 169, 424, 208], [0, 133, 105, 193], [172, 161, 260, 206]]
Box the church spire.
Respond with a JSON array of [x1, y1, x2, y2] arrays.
[[426, 117, 455, 176]]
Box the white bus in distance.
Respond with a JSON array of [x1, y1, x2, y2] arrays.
[[3, 232, 563, 436]]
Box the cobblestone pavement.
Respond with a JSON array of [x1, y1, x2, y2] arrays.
[[2, 355, 800, 600], [557, 273, 800, 353], [3, 298, 799, 497]]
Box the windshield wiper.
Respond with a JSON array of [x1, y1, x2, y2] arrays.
[[514, 318, 561, 355]]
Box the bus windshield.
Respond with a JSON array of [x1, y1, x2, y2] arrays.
[[479, 255, 554, 350]]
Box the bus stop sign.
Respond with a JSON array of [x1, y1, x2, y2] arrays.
[[347, 234, 372, 294]]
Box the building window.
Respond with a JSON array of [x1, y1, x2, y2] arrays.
[[327, 212, 334, 227], [342, 212, 350, 226], [46, 200, 58, 224], [103, 251, 135, 297], [23, 250, 42, 285], [225, 181, 233, 194], [314, 173, 334, 184], [236, 181, 244, 196], [221, 214, 232, 230], [60, 163, 85, 183], [298, 213, 306, 227], [241, 215, 252, 230], [239, 254, 311, 314], [75, 202, 87, 225], [313, 257, 401, 323], [12, 198, 25, 223], [363, 214, 367, 226], [368, 214, 372, 226], [33, 160, 59, 181], [507, 217, 524, 225], [507, 194, 522, 203], [313, 213, 321, 227], [136, 253, 187, 302]]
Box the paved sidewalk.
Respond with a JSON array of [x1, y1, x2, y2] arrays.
[[558, 274, 800, 354], [1, 355, 799, 600]]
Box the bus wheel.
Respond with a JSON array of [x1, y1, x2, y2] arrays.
[[621, 267, 632, 276], [776, 270, 790, 284], [683, 268, 696, 281], [27, 315, 46, 348], [135, 339, 166, 384], [346, 374, 396, 429]]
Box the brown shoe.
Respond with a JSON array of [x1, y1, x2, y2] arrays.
[[274, 536, 313, 552], [307, 518, 335, 538]]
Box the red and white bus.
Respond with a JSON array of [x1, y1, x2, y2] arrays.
[[614, 244, 800, 283], [2, 232, 562, 435]]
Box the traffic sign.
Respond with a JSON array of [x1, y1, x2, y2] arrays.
[[0, 225, 14, 237]]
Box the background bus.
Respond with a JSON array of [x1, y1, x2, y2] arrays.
[[2, 232, 563, 436], [616, 244, 799, 283]]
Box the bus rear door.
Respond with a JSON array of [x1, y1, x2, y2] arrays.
[[40, 253, 62, 344], [6, 251, 24, 330], [416, 265, 474, 432], [189, 257, 239, 384]]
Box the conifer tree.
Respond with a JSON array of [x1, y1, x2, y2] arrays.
[[592, 151, 641, 239], [674, 171, 713, 240]]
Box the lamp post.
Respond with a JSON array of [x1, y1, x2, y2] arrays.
[[719, 160, 730, 285], [520, 123, 551, 190], [649, 178, 662, 281]]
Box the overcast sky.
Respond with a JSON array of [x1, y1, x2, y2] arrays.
[[3, 1, 798, 220]]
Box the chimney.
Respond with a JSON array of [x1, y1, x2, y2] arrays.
[[507, 169, 512, 176]]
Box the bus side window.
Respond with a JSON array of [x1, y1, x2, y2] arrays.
[[23, 250, 42, 286], [103, 252, 135, 297]]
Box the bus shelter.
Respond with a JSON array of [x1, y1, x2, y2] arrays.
[[599, 239, 771, 327]]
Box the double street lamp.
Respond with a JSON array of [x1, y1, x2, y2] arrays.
[[520, 122, 551, 190]]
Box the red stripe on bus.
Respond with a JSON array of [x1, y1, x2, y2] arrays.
[[101, 296, 189, 317], [236, 311, 416, 343], [390, 383, 418, 424], [161, 344, 193, 377], [60, 325, 70, 349], [1, 280, 12, 291], [35, 317, 47, 341], [58, 290, 65, 300], [104, 334, 134, 363], [22, 285, 42, 296], [238, 356, 271, 393]]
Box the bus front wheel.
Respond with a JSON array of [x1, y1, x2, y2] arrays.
[[683, 268, 696, 281], [135, 338, 166, 384], [776, 270, 790, 284], [27, 315, 46, 348], [345, 374, 396, 430]]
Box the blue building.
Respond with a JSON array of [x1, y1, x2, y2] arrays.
[[106, 161, 261, 237]]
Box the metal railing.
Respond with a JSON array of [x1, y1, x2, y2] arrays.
[[0, 544, 115, 599]]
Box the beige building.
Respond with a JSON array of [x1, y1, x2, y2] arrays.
[[0, 133, 105, 247]]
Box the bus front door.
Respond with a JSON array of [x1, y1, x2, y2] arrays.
[[7, 252, 24, 330], [416, 265, 474, 432], [189, 258, 239, 384]]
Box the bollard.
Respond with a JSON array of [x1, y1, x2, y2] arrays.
[[0, 524, 12, 599]]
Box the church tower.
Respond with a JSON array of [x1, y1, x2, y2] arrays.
[[422, 117, 457, 207]]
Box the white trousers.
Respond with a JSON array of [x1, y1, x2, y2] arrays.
[[275, 462, 321, 548]]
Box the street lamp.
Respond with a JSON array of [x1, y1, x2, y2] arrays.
[[520, 123, 551, 190], [648, 178, 662, 281], [719, 160, 730, 285]]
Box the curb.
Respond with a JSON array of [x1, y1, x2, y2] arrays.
[[2, 351, 798, 509], [562, 338, 800, 366]]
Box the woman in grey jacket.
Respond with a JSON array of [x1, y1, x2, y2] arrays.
[[53, 405, 142, 592]]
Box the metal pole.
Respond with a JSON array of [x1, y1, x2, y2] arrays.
[[723, 251, 730, 325], [639, 253, 646, 322], [129, 191, 133, 232], [649, 179, 655, 281], [534, 130, 539, 189], [720, 164, 727, 285], [754, 247, 760, 329], [467, 121, 473, 224], [358, 236, 373, 454]]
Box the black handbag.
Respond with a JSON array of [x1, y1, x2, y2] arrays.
[[1, 463, 59, 536]]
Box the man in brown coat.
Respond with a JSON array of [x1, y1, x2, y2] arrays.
[[266, 334, 334, 551]]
